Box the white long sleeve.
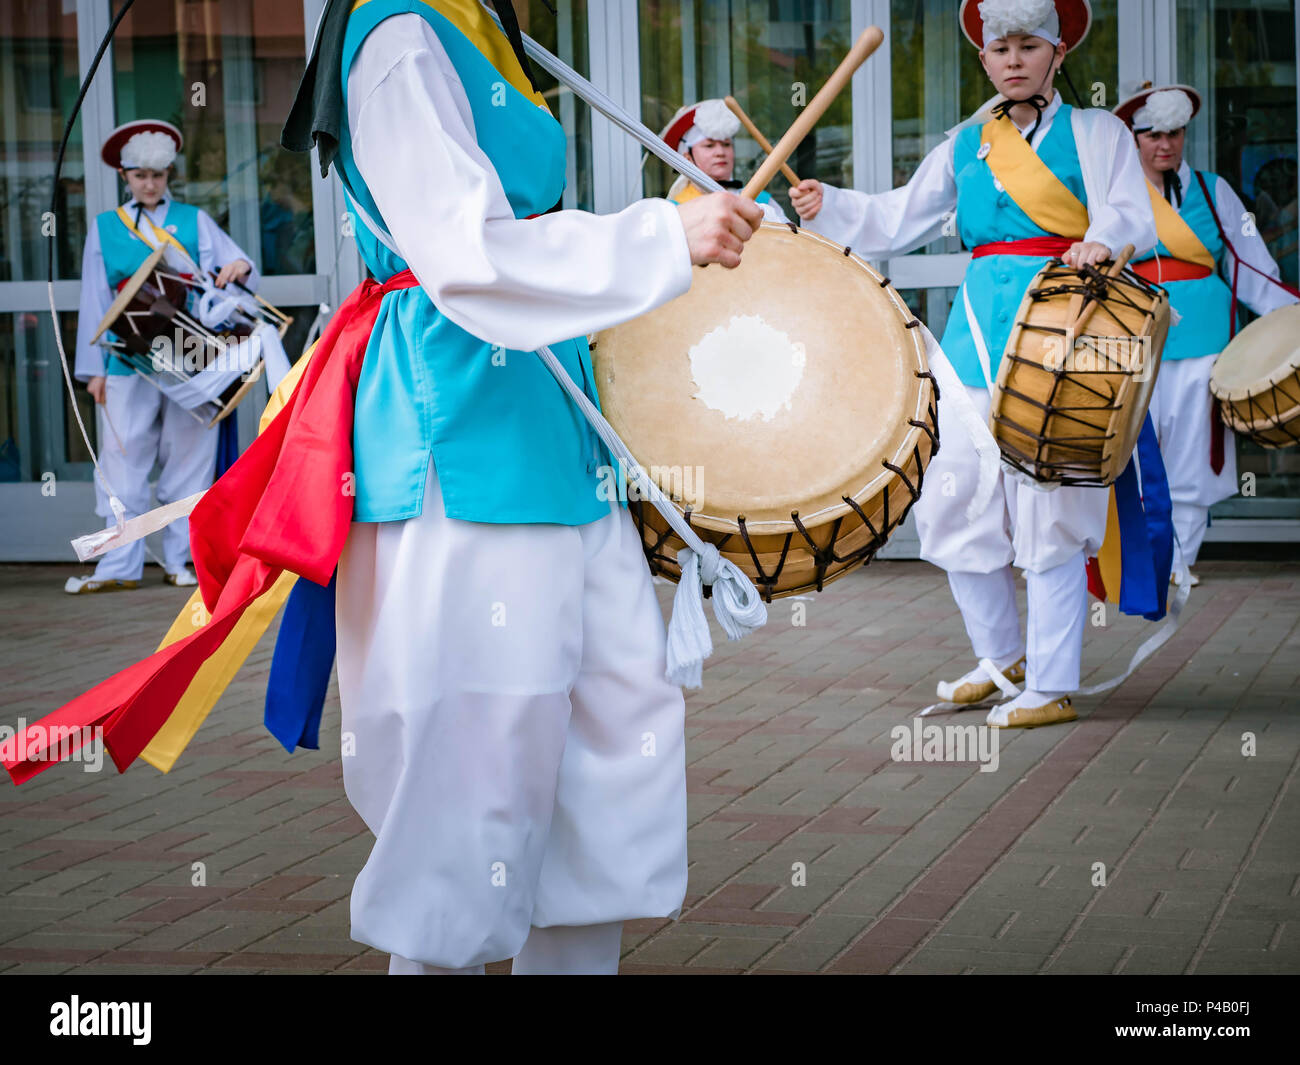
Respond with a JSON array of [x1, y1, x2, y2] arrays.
[[805, 138, 956, 258], [348, 14, 692, 352], [74, 222, 112, 381], [1210, 174, 1298, 317], [1071, 108, 1157, 256], [196, 209, 262, 293]]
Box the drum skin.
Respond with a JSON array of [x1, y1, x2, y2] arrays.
[[591, 224, 937, 600], [990, 261, 1170, 486], [1210, 303, 1300, 448]]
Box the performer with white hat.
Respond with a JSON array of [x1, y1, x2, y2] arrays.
[[68, 119, 262, 594], [791, 0, 1158, 728], [1115, 83, 1299, 583], [660, 98, 792, 223]]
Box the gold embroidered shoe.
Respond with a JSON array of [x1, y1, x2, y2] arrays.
[[935, 655, 1026, 705], [987, 694, 1076, 729], [64, 575, 141, 595]]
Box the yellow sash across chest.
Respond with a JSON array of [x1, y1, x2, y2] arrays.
[[980, 114, 1090, 239], [1146, 182, 1216, 269]]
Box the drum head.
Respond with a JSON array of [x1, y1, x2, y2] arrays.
[[90, 244, 168, 345], [1211, 303, 1300, 400], [592, 225, 927, 530]]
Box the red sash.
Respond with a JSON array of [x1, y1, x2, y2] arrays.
[[1130, 258, 1213, 283], [971, 236, 1074, 258], [2, 270, 420, 785]]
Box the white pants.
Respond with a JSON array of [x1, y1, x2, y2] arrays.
[[91, 374, 218, 579], [912, 367, 1109, 692], [336, 462, 688, 970], [1147, 354, 1239, 566]]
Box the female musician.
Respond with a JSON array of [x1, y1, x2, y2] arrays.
[[791, 0, 1157, 728], [1115, 85, 1299, 583], [661, 98, 792, 223], [69, 119, 260, 594]]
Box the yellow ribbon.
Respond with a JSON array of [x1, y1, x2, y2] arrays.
[[1146, 182, 1216, 270], [980, 115, 1090, 239], [1094, 486, 1123, 604], [139, 345, 317, 772]]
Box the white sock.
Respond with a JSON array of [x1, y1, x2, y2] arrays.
[[511, 921, 624, 976], [1001, 688, 1068, 710], [388, 953, 485, 975]]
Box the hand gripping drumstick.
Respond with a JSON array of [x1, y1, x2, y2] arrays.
[[724, 96, 800, 187], [741, 27, 885, 201], [1072, 243, 1136, 335]]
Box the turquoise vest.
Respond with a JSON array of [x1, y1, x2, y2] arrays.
[[940, 107, 1089, 388], [1133, 173, 1230, 361], [96, 201, 201, 376], [337, 0, 610, 525]]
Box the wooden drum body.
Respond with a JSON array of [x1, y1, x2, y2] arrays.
[[990, 261, 1170, 486], [591, 224, 938, 600], [1210, 303, 1300, 449]]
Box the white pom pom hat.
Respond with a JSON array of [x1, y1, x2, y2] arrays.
[[101, 119, 182, 171], [660, 99, 741, 155], [959, 0, 1092, 52], [1113, 83, 1202, 133]]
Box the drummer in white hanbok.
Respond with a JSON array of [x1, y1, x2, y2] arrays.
[[1115, 84, 1299, 582], [281, 0, 761, 974], [792, 0, 1156, 727], [68, 119, 260, 594], [661, 98, 792, 223]]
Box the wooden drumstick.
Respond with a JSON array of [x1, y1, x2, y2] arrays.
[[1072, 244, 1136, 335], [724, 96, 800, 187], [741, 27, 884, 201]]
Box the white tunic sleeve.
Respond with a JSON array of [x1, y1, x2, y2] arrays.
[[804, 138, 957, 258], [196, 209, 262, 293], [348, 14, 692, 351], [1212, 175, 1298, 317], [760, 197, 792, 225], [74, 222, 111, 381], [1071, 108, 1157, 257]]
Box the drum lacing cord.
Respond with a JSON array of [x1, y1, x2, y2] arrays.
[[533, 343, 767, 689], [1237, 390, 1300, 446]]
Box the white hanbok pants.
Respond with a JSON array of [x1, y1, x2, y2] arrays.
[[911, 363, 1109, 693], [91, 374, 218, 580], [336, 462, 688, 970], [1146, 353, 1238, 566]]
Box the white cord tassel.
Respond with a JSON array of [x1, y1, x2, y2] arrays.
[[533, 344, 767, 688]]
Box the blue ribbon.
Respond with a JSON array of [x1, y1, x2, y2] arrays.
[[1112, 413, 1174, 622], [264, 571, 337, 752], [214, 417, 240, 480]]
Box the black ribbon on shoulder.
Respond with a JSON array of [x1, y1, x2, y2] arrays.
[[992, 93, 1050, 141]]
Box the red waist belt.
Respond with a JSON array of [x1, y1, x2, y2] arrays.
[[971, 236, 1074, 258], [1131, 258, 1214, 283]]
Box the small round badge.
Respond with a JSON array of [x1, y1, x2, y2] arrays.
[[977, 142, 991, 160]]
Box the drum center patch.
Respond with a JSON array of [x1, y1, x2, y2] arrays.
[[688, 314, 805, 421]]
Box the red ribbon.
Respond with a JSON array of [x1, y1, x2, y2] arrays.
[[2, 270, 419, 785], [1130, 258, 1214, 283]]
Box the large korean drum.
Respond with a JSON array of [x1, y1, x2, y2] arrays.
[[989, 258, 1170, 486], [591, 224, 938, 601], [1209, 303, 1300, 448]]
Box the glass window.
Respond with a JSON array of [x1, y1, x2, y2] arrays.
[[111, 0, 315, 275], [0, 1, 84, 282], [1179, 0, 1300, 517], [522, 0, 595, 210], [0, 311, 87, 483], [639, 0, 853, 215]]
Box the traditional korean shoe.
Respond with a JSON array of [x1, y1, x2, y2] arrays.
[[163, 567, 198, 587], [64, 575, 141, 595], [1170, 569, 1200, 587], [987, 690, 1076, 729], [935, 655, 1026, 705]]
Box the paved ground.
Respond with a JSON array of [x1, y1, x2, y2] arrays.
[[1, 559, 1297, 975]]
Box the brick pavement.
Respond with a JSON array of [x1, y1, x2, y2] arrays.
[[0, 560, 1297, 974]]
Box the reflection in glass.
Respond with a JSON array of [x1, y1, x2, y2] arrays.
[[0, 2, 84, 282], [111, 0, 314, 275], [639, 0, 853, 214]]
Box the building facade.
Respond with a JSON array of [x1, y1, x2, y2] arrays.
[[1, 0, 1296, 559]]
